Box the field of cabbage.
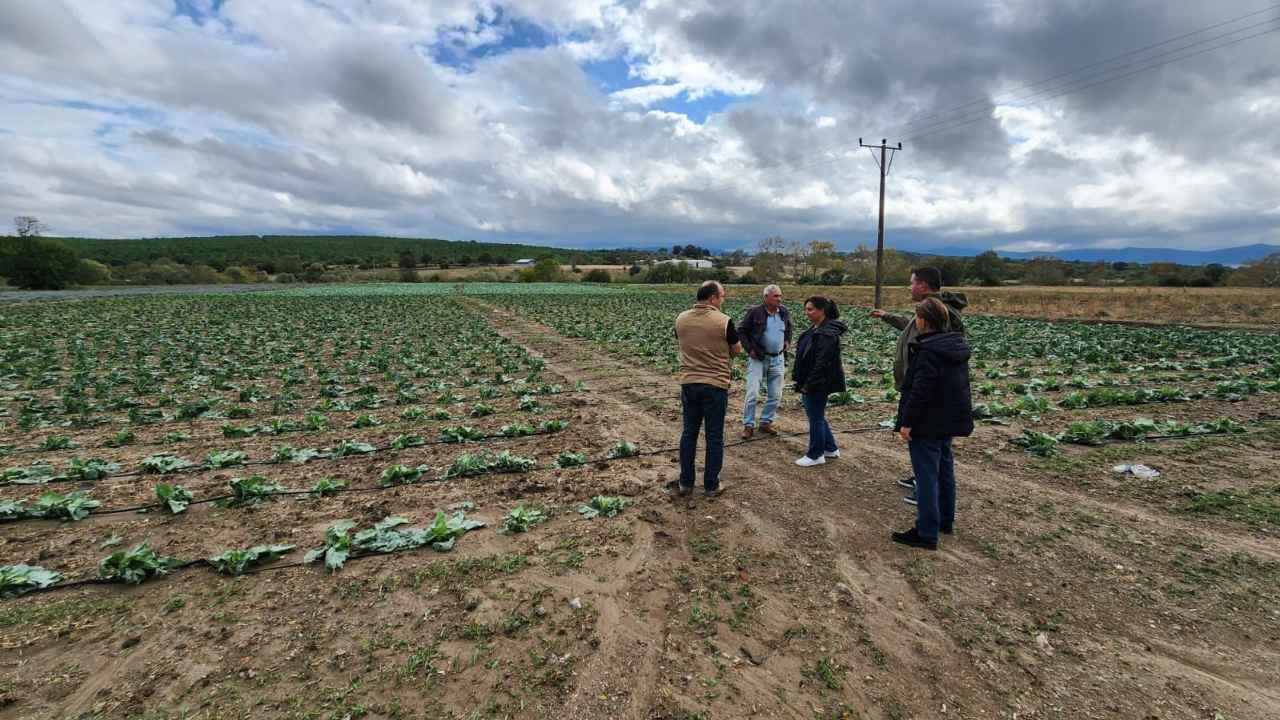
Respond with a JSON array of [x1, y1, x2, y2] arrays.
[[1, 282, 1277, 720]]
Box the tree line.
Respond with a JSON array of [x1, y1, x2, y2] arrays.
[[3, 220, 1277, 289]]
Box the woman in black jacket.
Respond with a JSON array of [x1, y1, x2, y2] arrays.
[[892, 297, 974, 550], [792, 296, 847, 467]]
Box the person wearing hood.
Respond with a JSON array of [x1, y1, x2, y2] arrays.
[[892, 297, 975, 550], [792, 296, 847, 467], [869, 266, 967, 499]]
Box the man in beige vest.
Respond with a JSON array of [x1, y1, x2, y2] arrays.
[[674, 281, 742, 498]]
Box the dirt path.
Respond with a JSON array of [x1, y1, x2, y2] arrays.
[[475, 299, 1280, 720]]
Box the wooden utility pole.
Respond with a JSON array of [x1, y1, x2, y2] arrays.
[[859, 138, 901, 308]]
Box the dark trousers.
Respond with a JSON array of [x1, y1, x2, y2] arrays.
[[801, 391, 838, 460], [908, 437, 956, 541], [679, 383, 727, 491]]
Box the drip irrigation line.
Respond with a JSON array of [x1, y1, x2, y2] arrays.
[[3, 386, 594, 457], [2, 422, 895, 525], [3, 422, 579, 488], [14, 542, 449, 599]]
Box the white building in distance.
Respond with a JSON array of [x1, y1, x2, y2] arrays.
[[657, 258, 713, 269]]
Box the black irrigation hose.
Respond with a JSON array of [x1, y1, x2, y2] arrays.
[[1, 385, 598, 457], [14, 543, 438, 599], [4, 424, 578, 487], [1, 423, 895, 525]]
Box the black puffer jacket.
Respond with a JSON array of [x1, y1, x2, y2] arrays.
[[895, 331, 974, 439], [792, 320, 847, 397]]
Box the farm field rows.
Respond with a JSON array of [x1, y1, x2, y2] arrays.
[[1, 283, 1278, 719]]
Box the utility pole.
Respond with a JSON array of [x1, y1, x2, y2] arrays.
[[859, 138, 901, 309]]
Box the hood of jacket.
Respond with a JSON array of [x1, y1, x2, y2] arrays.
[[911, 331, 971, 364], [937, 291, 968, 312], [813, 319, 848, 338]]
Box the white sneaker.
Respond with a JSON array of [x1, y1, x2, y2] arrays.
[[795, 455, 826, 467], [824, 449, 841, 459]]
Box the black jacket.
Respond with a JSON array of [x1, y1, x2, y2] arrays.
[[895, 331, 974, 439], [738, 304, 793, 360], [792, 320, 847, 397]]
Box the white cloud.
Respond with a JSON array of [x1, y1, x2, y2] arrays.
[[0, 0, 1277, 252]]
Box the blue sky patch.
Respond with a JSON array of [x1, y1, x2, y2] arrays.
[[172, 0, 226, 25], [46, 100, 165, 125], [431, 9, 556, 70], [582, 57, 645, 93], [654, 90, 740, 123]]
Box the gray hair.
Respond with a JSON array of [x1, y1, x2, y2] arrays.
[[763, 284, 781, 297]]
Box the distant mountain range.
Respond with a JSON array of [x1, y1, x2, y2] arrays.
[[995, 243, 1280, 266]]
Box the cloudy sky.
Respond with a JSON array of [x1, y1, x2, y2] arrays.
[[2, 0, 1279, 254]]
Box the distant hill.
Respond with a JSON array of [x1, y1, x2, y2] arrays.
[[997, 243, 1280, 266]]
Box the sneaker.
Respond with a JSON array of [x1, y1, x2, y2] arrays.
[[896, 476, 915, 489], [794, 455, 826, 467], [759, 422, 777, 436], [823, 449, 841, 459], [741, 426, 754, 439], [704, 487, 722, 499], [891, 528, 937, 550], [902, 493, 917, 506], [676, 484, 693, 497]]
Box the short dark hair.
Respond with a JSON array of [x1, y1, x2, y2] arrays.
[[804, 295, 840, 320], [696, 281, 722, 301], [911, 267, 943, 291], [915, 296, 949, 331]]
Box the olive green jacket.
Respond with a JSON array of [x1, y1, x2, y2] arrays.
[[879, 291, 968, 390]]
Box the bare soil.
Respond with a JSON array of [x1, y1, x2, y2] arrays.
[[1, 303, 1277, 719]]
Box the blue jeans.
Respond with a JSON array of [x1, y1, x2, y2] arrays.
[[800, 391, 838, 460], [679, 383, 727, 491], [908, 437, 956, 541], [742, 355, 785, 427]]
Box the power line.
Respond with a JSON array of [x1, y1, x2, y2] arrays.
[[902, 22, 1280, 144], [786, 3, 1280, 168], [757, 16, 1280, 178], [895, 2, 1280, 131]]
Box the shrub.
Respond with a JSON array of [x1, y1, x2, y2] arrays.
[[582, 269, 612, 283], [0, 237, 82, 290]]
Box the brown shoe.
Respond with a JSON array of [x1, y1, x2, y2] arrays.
[[759, 423, 777, 436], [741, 426, 754, 439]]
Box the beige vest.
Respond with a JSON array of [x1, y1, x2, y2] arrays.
[[676, 304, 732, 389]]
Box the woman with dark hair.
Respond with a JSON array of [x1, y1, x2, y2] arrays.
[[892, 297, 974, 550], [792, 295, 847, 467]]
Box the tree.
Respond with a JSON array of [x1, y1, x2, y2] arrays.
[[75, 259, 112, 285], [628, 264, 642, 276], [0, 236, 82, 289], [398, 250, 417, 270], [14, 216, 47, 237], [1225, 253, 1280, 287], [805, 240, 839, 279], [530, 256, 563, 282], [583, 269, 612, 283], [971, 250, 1003, 286]]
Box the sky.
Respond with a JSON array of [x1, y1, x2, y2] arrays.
[[1, 0, 1279, 254]]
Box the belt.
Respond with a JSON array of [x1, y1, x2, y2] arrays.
[[764, 351, 784, 357]]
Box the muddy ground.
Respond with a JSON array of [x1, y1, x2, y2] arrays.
[[1, 300, 1277, 720]]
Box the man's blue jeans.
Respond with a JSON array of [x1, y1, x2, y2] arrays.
[[680, 383, 727, 491], [800, 391, 838, 460], [908, 437, 956, 541], [742, 354, 785, 428]]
